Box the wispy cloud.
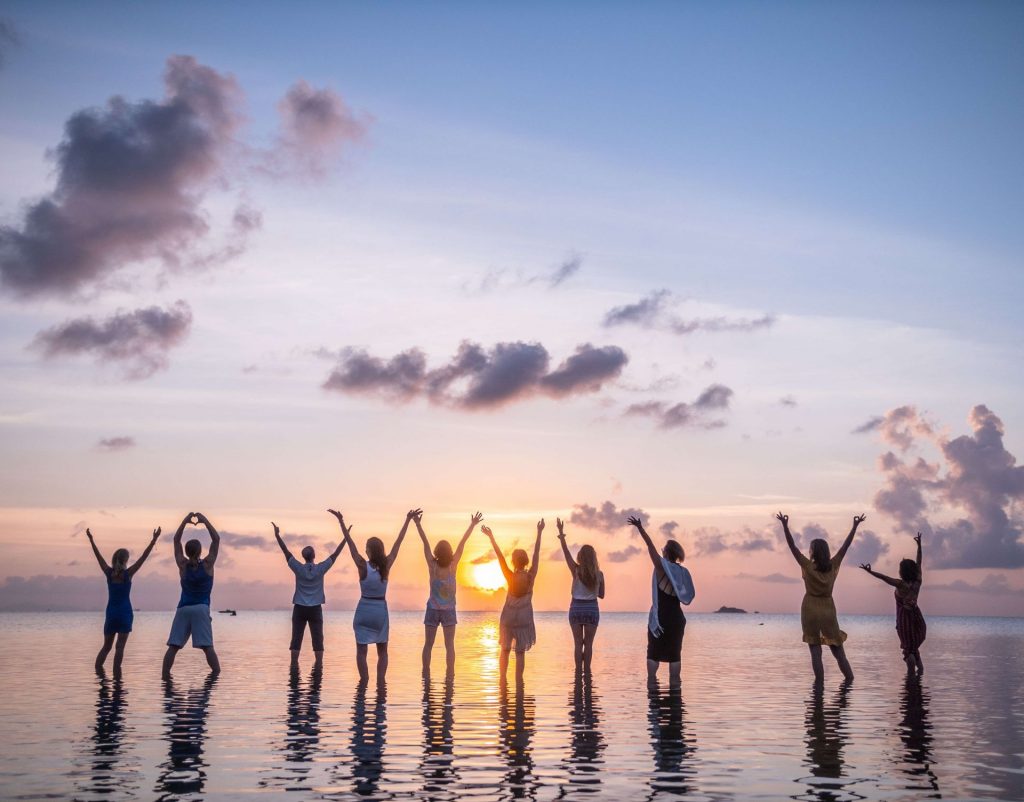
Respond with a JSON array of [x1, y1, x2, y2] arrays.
[[97, 436, 136, 452], [464, 252, 583, 294], [625, 383, 733, 430], [602, 289, 774, 336]]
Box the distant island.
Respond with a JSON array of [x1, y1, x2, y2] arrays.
[[714, 606, 748, 614]]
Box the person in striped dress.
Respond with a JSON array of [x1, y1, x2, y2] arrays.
[[860, 532, 926, 675]]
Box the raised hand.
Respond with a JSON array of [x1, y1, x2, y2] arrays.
[[859, 563, 872, 573], [537, 518, 545, 533], [853, 514, 867, 527], [408, 508, 423, 522], [327, 508, 343, 522], [470, 511, 483, 527], [181, 512, 195, 527], [481, 525, 494, 539], [627, 515, 644, 529], [913, 532, 922, 545], [272, 522, 280, 537], [86, 528, 94, 541], [151, 527, 161, 542], [556, 517, 566, 538], [776, 512, 789, 527]]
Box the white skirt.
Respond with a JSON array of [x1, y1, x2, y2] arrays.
[[353, 597, 389, 644]]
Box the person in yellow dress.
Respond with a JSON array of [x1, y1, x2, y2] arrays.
[[777, 512, 866, 685]]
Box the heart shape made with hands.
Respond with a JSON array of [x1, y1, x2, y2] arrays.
[[190, 514, 200, 525]]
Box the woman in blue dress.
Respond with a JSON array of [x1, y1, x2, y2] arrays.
[[86, 526, 161, 674]]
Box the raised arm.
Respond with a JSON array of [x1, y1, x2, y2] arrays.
[[328, 509, 365, 572], [128, 527, 161, 577], [272, 522, 293, 562], [482, 525, 513, 584], [556, 517, 577, 575], [85, 528, 110, 573], [859, 562, 900, 587], [414, 511, 432, 565], [776, 512, 803, 564], [915, 532, 923, 580], [452, 511, 483, 565], [834, 514, 866, 565], [528, 518, 544, 579], [173, 513, 191, 568], [628, 515, 665, 581], [388, 509, 419, 568], [195, 512, 220, 567]]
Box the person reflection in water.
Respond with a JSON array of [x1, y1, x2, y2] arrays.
[[561, 672, 605, 794], [286, 666, 324, 771], [778, 512, 863, 685], [499, 679, 537, 799], [350, 681, 388, 797], [860, 532, 927, 675], [802, 681, 851, 800], [155, 674, 217, 800], [81, 674, 134, 797], [647, 681, 696, 798], [419, 674, 457, 795], [898, 674, 940, 795]]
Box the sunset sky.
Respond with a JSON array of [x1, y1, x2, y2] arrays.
[[1, 2, 1022, 616]]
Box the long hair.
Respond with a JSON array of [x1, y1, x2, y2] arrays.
[[664, 540, 685, 563], [511, 548, 529, 570], [899, 558, 920, 583], [576, 544, 600, 591], [809, 539, 831, 573], [110, 548, 130, 581], [366, 537, 388, 580], [184, 539, 202, 566], [433, 539, 454, 568]]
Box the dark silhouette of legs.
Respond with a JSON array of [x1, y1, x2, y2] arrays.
[[95, 633, 116, 673], [422, 625, 438, 674], [582, 623, 598, 673], [356, 644, 369, 683], [202, 646, 221, 675], [442, 625, 456, 675], [829, 645, 854, 682], [376, 643, 388, 684], [809, 645, 825, 686], [162, 645, 181, 679], [112, 632, 130, 676]]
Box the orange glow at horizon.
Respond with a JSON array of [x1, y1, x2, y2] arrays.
[[469, 560, 506, 592]]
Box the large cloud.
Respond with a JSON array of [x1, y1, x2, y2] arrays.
[[31, 301, 192, 379], [625, 383, 734, 430], [603, 289, 774, 335], [323, 341, 627, 409], [0, 56, 257, 298], [569, 500, 648, 533], [869, 404, 1024, 568], [273, 80, 368, 176]]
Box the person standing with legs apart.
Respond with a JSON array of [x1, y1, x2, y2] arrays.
[[484, 518, 543, 684], [415, 509, 483, 676], [628, 516, 695, 686], [860, 532, 927, 675], [273, 521, 346, 669], [328, 508, 416, 684], [556, 518, 605, 675], [86, 526, 160, 675], [162, 512, 222, 679], [777, 512, 864, 686]]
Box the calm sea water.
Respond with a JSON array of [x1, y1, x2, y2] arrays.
[[1, 611, 1022, 801]]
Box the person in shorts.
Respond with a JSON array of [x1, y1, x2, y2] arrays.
[[162, 512, 221, 679]]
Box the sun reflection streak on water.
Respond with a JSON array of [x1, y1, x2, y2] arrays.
[[1, 611, 1023, 801]]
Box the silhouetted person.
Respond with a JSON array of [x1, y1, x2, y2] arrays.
[[155, 674, 217, 801], [499, 679, 537, 799], [778, 512, 864, 685], [419, 674, 457, 794], [647, 680, 695, 797], [556, 518, 605, 675], [162, 512, 221, 679], [861, 532, 927, 675], [627, 516, 695, 686], [329, 507, 415, 684], [803, 680, 851, 799], [86, 525, 160, 675], [349, 680, 388, 796], [484, 519, 543, 683], [273, 521, 346, 669], [415, 510, 482, 676]]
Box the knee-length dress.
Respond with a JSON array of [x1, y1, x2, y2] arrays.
[[103, 569, 133, 635], [353, 564, 389, 645], [797, 554, 846, 646], [895, 579, 926, 656], [647, 559, 696, 663], [499, 571, 536, 652]]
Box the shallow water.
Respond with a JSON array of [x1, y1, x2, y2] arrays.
[[1, 611, 1022, 800]]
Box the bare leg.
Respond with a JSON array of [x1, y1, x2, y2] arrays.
[[376, 642, 388, 684], [442, 625, 456, 675], [95, 633, 115, 673], [290, 649, 300, 668], [581, 624, 598, 674], [499, 647, 511, 681], [914, 650, 924, 675], [647, 658, 659, 683], [313, 650, 323, 669], [570, 621, 585, 672], [162, 645, 181, 679], [356, 643, 369, 683], [203, 647, 221, 675], [809, 644, 824, 686], [515, 649, 526, 683], [112, 632, 130, 676], [422, 625, 438, 674], [829, 644, 854, 682], [668, 660, 681, 686]]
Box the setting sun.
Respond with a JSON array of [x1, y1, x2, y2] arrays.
[[470, 561, 506, 593]]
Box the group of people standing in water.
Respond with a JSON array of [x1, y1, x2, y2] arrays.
[[85, 507, 927, 685]]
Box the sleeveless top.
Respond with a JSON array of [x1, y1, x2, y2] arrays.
[[360, 564, 388, 600], [895, 579, 921, 609], [571, 571, 602, 601], [427, 562, 456, 610], [178, 561, 213, 607], [105, 569, 132, 611]]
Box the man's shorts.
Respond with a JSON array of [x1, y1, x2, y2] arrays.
[[167, 604, 214, 648]]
